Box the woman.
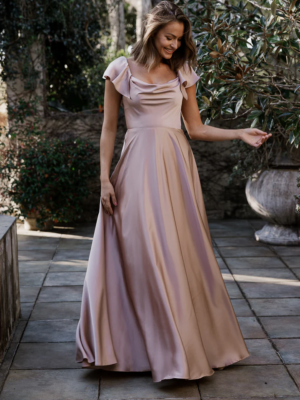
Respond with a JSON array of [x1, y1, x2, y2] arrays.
[[75, 1, 272, 383]]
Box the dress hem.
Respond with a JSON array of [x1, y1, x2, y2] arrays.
[[76, 351, 250, 383]]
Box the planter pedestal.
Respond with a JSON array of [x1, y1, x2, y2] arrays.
[[246, 168, 300, 245]]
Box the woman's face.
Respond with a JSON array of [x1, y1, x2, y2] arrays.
[[153, 21, 184, 60]]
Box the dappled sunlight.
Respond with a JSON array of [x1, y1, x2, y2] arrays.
[[233, 274, 300, 286]]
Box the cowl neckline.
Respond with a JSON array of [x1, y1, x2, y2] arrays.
[[110, 56, 189, 100]]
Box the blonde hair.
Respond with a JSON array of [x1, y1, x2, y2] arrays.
[[131, 1, 197, 72]]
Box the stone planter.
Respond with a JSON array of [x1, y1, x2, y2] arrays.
[[24, 212, 53, 231], [246, 168, 300, 245]]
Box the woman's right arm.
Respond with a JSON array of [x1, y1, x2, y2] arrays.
[[100, 78, 122, 216]]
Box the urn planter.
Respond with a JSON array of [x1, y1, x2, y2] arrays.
[[246, 167, 300, 245]]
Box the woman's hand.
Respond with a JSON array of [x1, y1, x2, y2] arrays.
[[239, 128, 272, 148], [100, 179, 117, 216]]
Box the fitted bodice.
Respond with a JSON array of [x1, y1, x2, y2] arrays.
[[103, 56, 200, 130]]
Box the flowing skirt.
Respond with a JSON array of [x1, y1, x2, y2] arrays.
[[75, 126, 250, 383]]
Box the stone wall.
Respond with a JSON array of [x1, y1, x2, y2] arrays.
[[43, 110, 257, 221], [0, 215, 20, 362]]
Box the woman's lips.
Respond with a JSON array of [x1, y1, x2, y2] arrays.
[[164, 48, 174, 54]]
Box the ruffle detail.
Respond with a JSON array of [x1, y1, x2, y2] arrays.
[[178, 63, 200, 100], [102, 56, 131, 99]]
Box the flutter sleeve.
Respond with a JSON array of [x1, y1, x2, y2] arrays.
[[178, 63, 200, 100], [102, 56, 131, 99]]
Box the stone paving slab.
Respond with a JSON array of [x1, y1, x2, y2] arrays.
[[37, 286, 83, 302], [210, 228, 255, 237], [224, 282, 243, 298], [18, 261, 50, 273], [18, 250, 56, 261], [249, 298, 300, 316], [20, 286, 40, 302], [237, 317, 266, 338], [21, 320, 78, 342], [273, 339, 300, 364], [53, 249, 90, 261], [0, 370, 99, 400], [230, 299, 253, 317], [11, 343, 80, 369], [99, 371, 200, 399], [57, 238, 92, 249], [49, 260, 88, 272], [43, 271, 85, 286], [30, 302, 81, 320], [271, 246, 300, 257], [282, 257, 300, 268], [288, 365, 300, 391], [214, 237, 263, 247], [20, 303, 34, 320], [260, 317, 300, 338], [236, 339, 281, 365], [19, 272, 45, 286], [225, 256, 284, 269], [218, 246, 275, 258], [198, 365, 300, 397], [215, 258, 226, 269]]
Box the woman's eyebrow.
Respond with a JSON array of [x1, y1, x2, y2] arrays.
[[165, 32, 183, 38]]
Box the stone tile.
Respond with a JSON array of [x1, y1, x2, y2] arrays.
[[11, 343, 80, 369], [20, 303, 34, 320], [99, 370, 199, 399], [282, 257, 300, 269], [0, 369, 99, 400], [30, 302, 81, 320], [214, 237, 262, 247], [43, 272, 85, 286], [58, 239, 92, 249], [293, 268, 300, 279], [225, 256, 285, 270], [224, 282, 243, 299], [249, 299, 300, 316], [209, 220, 252, 229], [199, 365, 299, 396], [233, 268, 296, 281], [18, 241, 58, 250], [261, 317, 300, 338], [237, 317, 266, 339], [203, 398, 300, 400], [288, 365, 300, 391], [0, 343, 18, 371], [218, 246, 275, 258], [11, 321, 27, 343], [53, 249, 90, 261], [37, 286, 83, 302], [236, 339, 281, 365], [248, 219, 266, 230], [17, 236, 60, 244], [20, 286, 40, 303], [220, 269, 234, 282], [213, 247, 220, 257], [273, 339, 300, 364], [18, 250, 55, 261], [272, 246, 300, 257], [215, 258, 226, 269], [231, 299, 253, 317], [18, 261, 50, 273], [49, 260, 87, 272], [210, 228, 255, 238], [234, 269, 300, 298], [19, 272, 45, 286], [21, 320, 78, 342]]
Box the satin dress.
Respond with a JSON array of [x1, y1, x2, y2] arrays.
[[75, 56, 250, 383]]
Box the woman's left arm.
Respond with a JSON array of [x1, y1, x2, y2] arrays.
[[181, 84, 272, 148]]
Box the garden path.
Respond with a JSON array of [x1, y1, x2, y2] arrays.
[[0, 218, 300, 399]]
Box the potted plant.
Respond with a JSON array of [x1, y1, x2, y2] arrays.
[[177, 0, 300, 244], [0, 99, 98, 230]]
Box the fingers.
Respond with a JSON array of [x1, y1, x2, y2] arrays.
[[101, 197, 113, 215], [254, 129, 268, 136], [111, 193, 118, 206]]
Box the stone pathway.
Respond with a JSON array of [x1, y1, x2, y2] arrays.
[[0, 218, 300, 399]]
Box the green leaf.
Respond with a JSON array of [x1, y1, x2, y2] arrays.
[[235, 98, 244, 114], [271, 0, 277, 16]]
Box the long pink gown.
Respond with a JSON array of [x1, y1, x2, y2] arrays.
[[75, 56, 250, 382]]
